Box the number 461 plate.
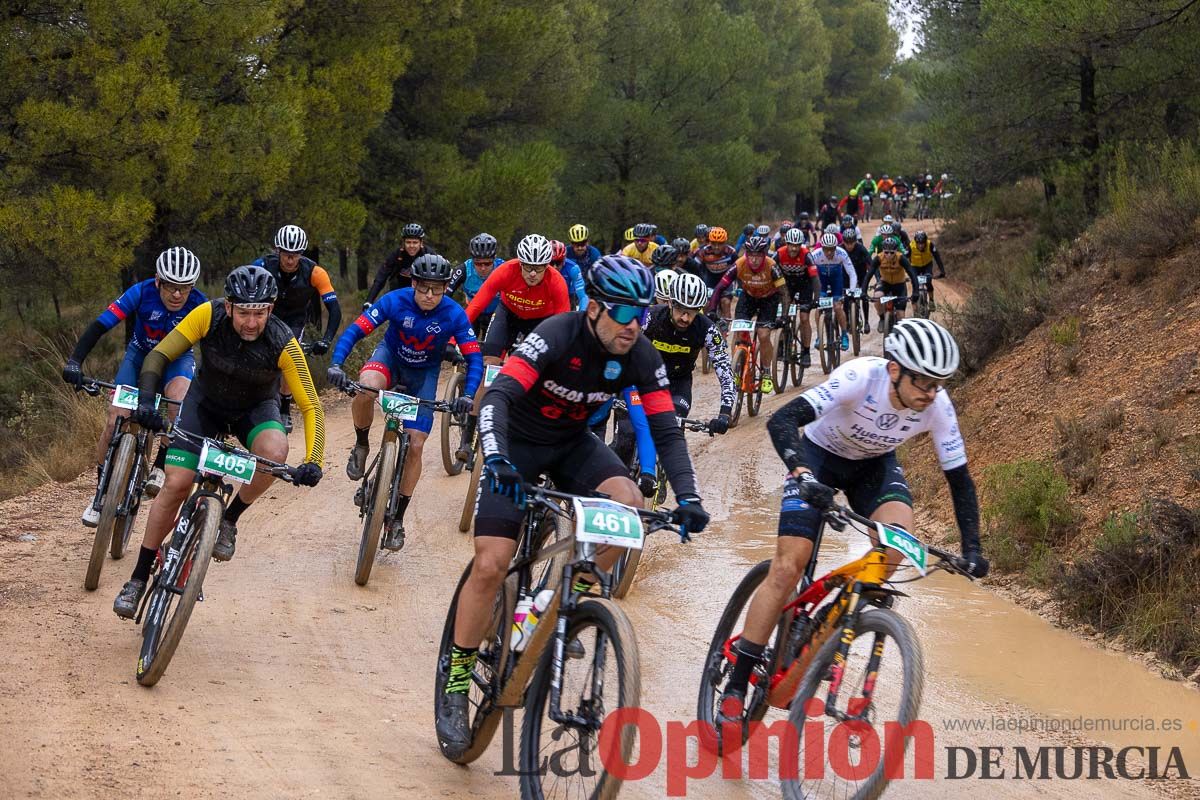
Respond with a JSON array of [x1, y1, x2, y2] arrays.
[[572, 497, 645, 550]]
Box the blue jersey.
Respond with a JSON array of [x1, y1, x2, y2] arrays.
[[333, 287, 483, 395], [556, 258, 589, 309], [568, 244, 601, 273], [97, 279, 207, 353], [587, 387, 657, 478], [459, 259, 500, 313]]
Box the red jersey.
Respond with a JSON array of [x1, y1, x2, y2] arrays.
[[465, 258, 569, 322], [776, 245, 815, 276]]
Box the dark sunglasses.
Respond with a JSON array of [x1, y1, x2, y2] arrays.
[[601, 302, 646, 325]]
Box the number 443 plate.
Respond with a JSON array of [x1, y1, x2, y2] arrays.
[[572, 497, 645, 550], [111, 384, 161, 410]]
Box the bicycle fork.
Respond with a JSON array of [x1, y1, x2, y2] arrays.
[[823, 585, 882, 723]]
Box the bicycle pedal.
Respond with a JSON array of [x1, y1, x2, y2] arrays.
[[198, 591, 205, 603]]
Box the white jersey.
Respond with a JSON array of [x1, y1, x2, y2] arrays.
[[808, 246, 858, 290], [799, 357, 966, 470]]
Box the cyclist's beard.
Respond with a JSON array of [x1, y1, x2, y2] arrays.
[[891, 377, 915, 411]]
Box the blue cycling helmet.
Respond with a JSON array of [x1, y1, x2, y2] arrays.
[[585, 255, 655, 306]]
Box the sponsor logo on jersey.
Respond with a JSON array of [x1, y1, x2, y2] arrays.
[[604, 360, 622, 380], [876, 413, 900, 431], [652, 340, 693, 354], [518, 333, 548, 360], [402, 315, 415, 328], [394, 330, 436, 351], [569, 357, 582, 370]]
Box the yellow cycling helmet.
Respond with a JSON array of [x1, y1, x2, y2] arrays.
[[624, 227, 635, 242], [568, 224, 589, 243], [849, 188, 858, 197]]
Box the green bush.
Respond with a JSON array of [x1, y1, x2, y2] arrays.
[[1093, 140, 1200, 260], [982, 459, 1077, 548]]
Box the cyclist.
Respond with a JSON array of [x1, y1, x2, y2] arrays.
[[797, 211, 816, 245], [254, 224, 342, 431], [567, 224, 602, 272], [437, 256, 710, 750], [808, 232, 856, 351], [651, 244, 679, 277], [837, 189, 862, 223], [893, 176, 912, 219], [696, 226, 738, 318], [818, 197, 839, 229], [771, 221, 794, 253], [706, 235, 787, 394], [715, 318, 989, 727], [841, 228, 874, 332], [621, 222, 659, 266], [645, 272, 734, 426], [908, 230, 946, 312], [446, 233, 500, 335], [855, 174, 878, 221], [614, 226, 635, 255], [653, 267, 675, 303], [327, 254, 481, 551], [550, 239, 588, 309], [776, 228, 820, 369], [867, 237, 918, 332], [63, 247, 206, 524], [366, 222, 437, 304], [690, 223, 710, 254], [733, 223, 756, 255], [875, 174, 895, 215], [112, 266, 324, 617], [870, 221, 909, 256], [671, 237, 702, 275]]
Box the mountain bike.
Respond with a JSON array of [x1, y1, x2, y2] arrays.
[[775, 302, 805, 392], [340, 381, 452, 585], [875, 292, 901, 336], [913, 274, 931, 319], [459, 363, 505, 533], [913, 192, 930, 221], [815, 295, 841, 375], [134, 427, 297, 687], [435, 482, 692, 799], [729, 318, 768, 424], [76, 377, 181, 591], [878, 192, 892, 218], [439, 350, 473, 476], [846, 288, 863, 356], [697, 498, 978, 799], [700, 314, 728, 376]]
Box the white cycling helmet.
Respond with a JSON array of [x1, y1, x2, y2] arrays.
[[824, 223, 839, 234], [155, 246, 201, 284], [274, 224, 308, 253], [879, 223, 894, 235], [882, 214, 894, 224], [820, 232, 839, 248], [884, 318, 960, 380], [654, 270, 675, 302], [784, 227, 804, 246], [669, 272, 709, 309], [516, 233, 553, 266]]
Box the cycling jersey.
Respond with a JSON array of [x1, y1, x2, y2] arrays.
[[854, 179, 877, 197], [775, 245, 813, 275], [96, 279, 207, 353], [844, 242, 873, 286], [140, 301, 324, 464], [809, 246, 858, 298], [621, 241, 659, 266], [464, 258, 569, 322], [367, 244, 439, 303], [480, 311, 697, 497], [870, 231, 910, 256], [696, 244, 737, 287], [908, 241, 943, 271], [568, 244, 602, 272], [709, 257, 785, 306], [875, 179, 895, 195], [447, 258, 500, 313], [554, 258, 588, 309], [643, 304, 735, 413], [333, 287, 483, 397], [869, 252, 915, 287], [253, 254, 340, 340]]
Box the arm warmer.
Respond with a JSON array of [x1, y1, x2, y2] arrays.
[[944, 464, 981, 554], [69, 320, 109, 364], [322, 297, 342, 342], [624, 388, 658, 479]]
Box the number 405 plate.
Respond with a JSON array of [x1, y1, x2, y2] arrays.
[[198, 441, 257, 485], [572, 497, 645, 550]]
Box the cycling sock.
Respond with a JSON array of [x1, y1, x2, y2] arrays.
[[132, 545, 158, 583], [224, 496, 251, 523], [355, 426, 371, 447], [726, 639, 766, 696], [445, 645, 479, 694], [152, 444, 167, 470], [395, 494, 411, 522], [572, 578, 596, 594]]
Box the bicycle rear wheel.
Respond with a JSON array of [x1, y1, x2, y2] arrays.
[[916, 288, 930, 319], [777, 324, 793, 392], [87, 432, 135, 590], [519, 598, 640, 800], [780, 607, 924, 800], [748, 360, 762, 416], [355, 437, 398, 586], [136, 495, 221, 686], [440, 371, 467, 476], [819, 313, 834, 374], [459, 448, 484, 532]]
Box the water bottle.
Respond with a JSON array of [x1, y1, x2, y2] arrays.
[[511, 588, 555, 652]]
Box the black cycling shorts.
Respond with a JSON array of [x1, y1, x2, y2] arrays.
[[481, 305, 543, 359], [783, 273, 814, 307], [165, 392, 285, 472], [777, 436, 913, 541], [474, 432, 630, 540], [734, 293, 781, 327]]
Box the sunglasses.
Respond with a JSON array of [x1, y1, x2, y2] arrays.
[[904, 370, 943, 393], [412, 282, 447, 296], [160, 281, 194, 296], [520, 262, 549, 274], [601, 302, 646, 325]]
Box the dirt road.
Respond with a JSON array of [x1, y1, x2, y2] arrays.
[[3, 222, 1197, 798]]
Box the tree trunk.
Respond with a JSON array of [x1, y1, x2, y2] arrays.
[[338, 247, 349, 279], [1079, 49, 1100, 217], [356, 246, 370, 291], [51, 288, 61, 320]]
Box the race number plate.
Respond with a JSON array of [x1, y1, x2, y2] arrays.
[[728, 319, 755, 333], [789, 304, 798, 316], [876, 523, 928, 575], [846, 288, 862, 299], [379, 391, 419, 421], [111, 384, 161, 410], [198, 441, 256, 485], [818, 297, 833, 309], [484, 364, 502, 387], [917, 275, 928, 285], [572, 497, 645, 550]]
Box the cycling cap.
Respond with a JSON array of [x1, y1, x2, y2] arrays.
[[516, 233, 553, 266], [586, 255, 654, 307], [402, 222, 425, 240], [156, 247, 200, 284], [744, 235, 770, 254], [568, 224, 589, 243], [651, 245, 678, 267], [654, 269, 675, 301], [632, 223, 655, 238], [669, 272, 709, 309], [550, 239, 567, 263], [784, 228, 804, 246], [885, 318, 960, 380], [410, 253, 454, 282], [274, 224, 308, 253], [820, 233, 839, 248], [469, 232, 497, 259], [707, 226, 728, 244], [225, 265, 277, 306]]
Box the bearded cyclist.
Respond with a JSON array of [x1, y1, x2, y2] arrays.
[[567, 224, 602, 272], [63, 247, 206, 524], [112, 266, 325, 617], [716, 318, 989, 728], [436, 256, 710, 753], [775, 228, 821, 369], [707, 235, 787, 394]]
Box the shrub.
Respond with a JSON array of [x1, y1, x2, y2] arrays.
[[981, 459, 1077, 549], [1094, 140, 1200, 260], [1054, 402, 1122, 494]]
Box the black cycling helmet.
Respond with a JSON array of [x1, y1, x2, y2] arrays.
[[651, 245, 678, 268], [410, 253, 454, 282], [225, 265, 278, 305], [842, 227, 859, 241], [671, 237, 691, 253], [744, 235, 770, 254], [882, 237, 899, 252], [402, 222, 425, 239], [742, 223, 755, 236], [841, 214, 854, 227], [914, 230, 929, 243], [799, 211, 810, 220], [632, 222, 655, 238], [779, 221, 794, 234], [585, 255, 655, 306], [469, 232, 497, 259], [695, 223, 710, 238]]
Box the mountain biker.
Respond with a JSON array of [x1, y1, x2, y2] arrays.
[[707, 235, 787, 394], [733, 223, 756, 255], [870, 221, 910, 256], [567, 224, 602, 272], [671, 237, 702, 275], [837, 189, 862, 223], [651, 245, 680, 279], [366, 222, 438, 304], [63, 247, 207, 525], [436, 255, 710, 752], [621, 222, 659, 266], [715, 318, 989, 728], [327, 254, 481, 551], [908, 231, 946, 311], [771, 221, 794, 253], [446, 233, 501, 336], [797, 211, 816, 245], [254, 224, 342, 431], [690, 224, 710, 254], [112, 265, 325, 618], [818, 198, 839, 230], [549, 239, 588, 309], [867, 237, 919, 332], [839, 214, 862, 243], [808, 232, 857, 351], [841, 228, 874, 332], [695, 226, 738, 318], [775, 228, 821, 369], [854, 173, 877, 199], [893, 175, 911, 215]]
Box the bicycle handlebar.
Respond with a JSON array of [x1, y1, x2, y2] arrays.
[[167, 427, 298, 484], [523, 483, 692, 544], [819, 499, 975, 580], [680, 418, 711, 435], [76, 376, 183, 407], [338, 381, 454, 413]]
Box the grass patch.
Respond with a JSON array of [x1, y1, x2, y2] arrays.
[[981, 459, 1077, 574], [1094, 140, 1200, 262], [1046, 316, 1082, 375]]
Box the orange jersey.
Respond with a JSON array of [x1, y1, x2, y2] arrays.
[[735, 256, 786, 298]]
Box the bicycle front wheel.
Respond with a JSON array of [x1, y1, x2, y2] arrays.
[[87, 432, 135, 590], [781, 607, 924, 800], [777, 325, 793, 392], [819, 313, 834, 374], [136, 495, 221, 686], [355, 437, 398, 586], [850, 302, 861, 356], [459, 450, 484, 532], [730, 348, 747, 426], [440, 371, 467, 476], [519, 598, 640, 800]]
